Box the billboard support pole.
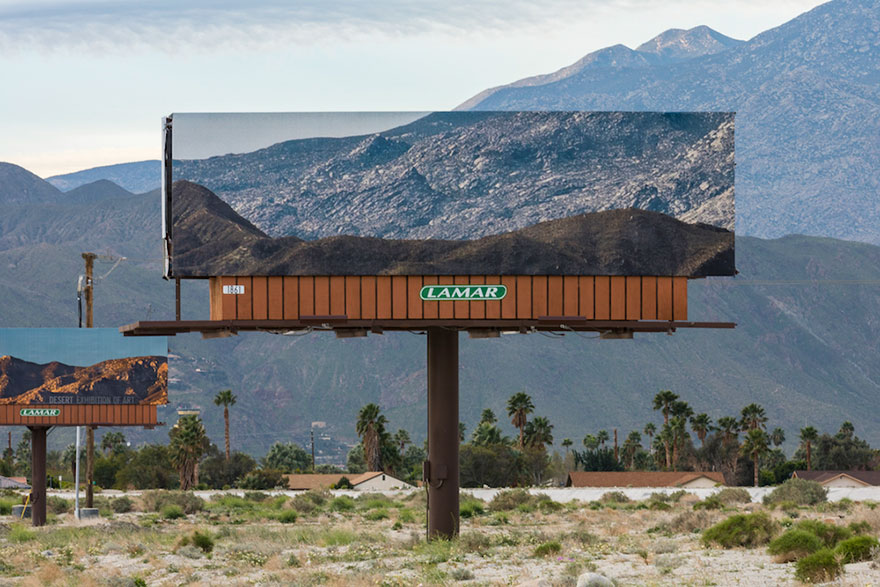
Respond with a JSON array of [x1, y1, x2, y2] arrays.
[[426, 328, 459, 540], [74, 426, 81, 519], [29, 426, 47, 527], [82, 252, 96, 509]]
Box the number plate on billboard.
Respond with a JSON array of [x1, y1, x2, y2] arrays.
[[222, 285, 245, 295]]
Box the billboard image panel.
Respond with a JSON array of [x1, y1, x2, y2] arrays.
[[0, 329, 168, 406], [167, 111, 734, 278]]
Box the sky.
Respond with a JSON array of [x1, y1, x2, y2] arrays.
[[0, 328, 167, 366], [0, 0, 826, 178]]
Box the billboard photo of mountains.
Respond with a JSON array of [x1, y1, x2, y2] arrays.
[[168, 111, 735, 278], [0, 329, 168, 406]]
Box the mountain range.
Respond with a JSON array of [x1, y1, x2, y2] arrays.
[[0, 355, 167, 405], [172, 180, 734, 277]]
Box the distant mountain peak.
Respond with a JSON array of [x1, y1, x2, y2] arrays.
[[0, 162, 63, 204], [636, 26, 743, 62]]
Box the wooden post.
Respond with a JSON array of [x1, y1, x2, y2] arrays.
[[426, 328, 459, 540], [82, 253, 96, 508], [29, 426, 47, 527]]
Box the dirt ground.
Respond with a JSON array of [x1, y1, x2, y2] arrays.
[[1, 488, 879, 586]]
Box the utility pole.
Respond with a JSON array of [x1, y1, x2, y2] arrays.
[[82, 253, 96, 510], [310, 428, 315, 472]]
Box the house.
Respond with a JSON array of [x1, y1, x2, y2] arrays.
[[0, 476, 30, 489], [566, 471, 725, 488], [791, 470, 880, 488], [285, 472, 413, 491]]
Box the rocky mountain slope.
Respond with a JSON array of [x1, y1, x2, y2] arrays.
[[460, 0, 880, 245], [173, 111, 734, 240], [172, 180, 733, 277], [47, 160, 160, 194], [0, 355, 167, 405]]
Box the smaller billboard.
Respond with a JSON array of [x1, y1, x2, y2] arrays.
[[0, 329, 168, 406]]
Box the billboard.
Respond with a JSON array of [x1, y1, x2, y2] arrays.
[[0, 329, 167, 406], [165, 111, 734, 278]]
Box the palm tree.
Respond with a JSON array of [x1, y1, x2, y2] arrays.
[[837, 421, 855, 440], [652, 390, 679, 426], [561, 438, 573, 456], [740, 428, 770, 487], [690, 413, 712, 446], [458, 423, 466, 442], [799, 426, 819, 471], [643, 423, 656, 455], [100, 431, 127, 455], [356, 403, 388, 472], [717, 417, 740, 445], [479, 409, 497, 425], [393, 429, 411, 456], [740, 403, 767, 431], [524, 416, 554, 450], [582, 434, 599, 451], [506, 392, 535, 449], [770, 427, 785, 447], [596, 429, 609, 449], [213, 389, 237, 461], [169, 415, 209, 490], [659, 424, 674, 470], [623, 431, 642, 469], [472, 421, 504, 446], [669, 416, 689, 472]]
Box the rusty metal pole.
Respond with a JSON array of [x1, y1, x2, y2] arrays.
[[426, 328, 459, 540], [82, 253, 96, 509], [29, 426, 47, 527]]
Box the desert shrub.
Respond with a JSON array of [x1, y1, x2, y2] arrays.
[[666, 510, 715, 534], [459, 532, 492, 554], [767, 530, 823, 562], [111, 496, 134, 513], [191, 530, 215, 553], [848, 520, 872, 535], [715, 487, 752, 505], [397, 509, 416, 524], [763, 478, 827, 506], [365, 508, 389, 521], [450, 568, 475, 581], [537, 498, 563, 513], [795, 549, 843, 583], [142, 491, 204, 515], [795, 520, 851, 548], [291, 489, 330, 514], [693, 496, 724, 510], [243, 491, 270, 502], [0, 498, 17, 515], [460, 498, 485, 519], [161, 504, 184, 520], [533, 540, 562, 557], [330, 496, 355, 512], [239, 469, 285, 490], [599, 491, 630, 504], [47, 496, 71, 514], [702, 512, 779, 548], [489, 489, 535, 512], [834, 535, 879, 563], [277, 510, 298, 524]]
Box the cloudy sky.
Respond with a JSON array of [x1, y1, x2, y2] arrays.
[[0, 0, 824, 178]]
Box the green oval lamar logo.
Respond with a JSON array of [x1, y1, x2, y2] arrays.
[[419, 285, 507, 301], [20, 409, 60, 417]]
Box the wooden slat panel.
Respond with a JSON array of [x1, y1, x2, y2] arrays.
[[438, 276, 454, 319], [563, 276, 578, 316], [314, 276, 330, 315], [454, 275, 469, 319], [268, 277, 284, 320], [500, 276, 517, 319], [345, 277, 361, 320], [486, 275, 502, 319], [329, 276, 346, 316], [641, 276, 657, 320], [283, 277, 299, 319], [392, 276, 408, 319], [657, 277, 673, 320], [469, 276, 485, 319], [209, 278, 219, 320], [299, 277, 315, 316], [376, 276, 392, 319], [610, 276, 626, 320], [361, 276, 376, 319], [113, 405, 122, 426], [252, 277, 268, 320], [579, 277, 595, 319], [595, 277, 611, 320], [236, 276, 253, 320], [220, 277, 237, 320], [626, 276, 641, 321], [532, 276, 548, 318], [548, 276, 563, 316], [407, 276, 423, 319], [673, 277, 688, 321], [516, 276, 532, 319], [422, 276, 438, 319]]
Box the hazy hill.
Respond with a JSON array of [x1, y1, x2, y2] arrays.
[[46, 160, 160, 194], [64, 180, 134, 204], [461, 0, 880, 246], [0, 162, 63, 204]]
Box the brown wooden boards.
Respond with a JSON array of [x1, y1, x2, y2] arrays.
[[0, 405, 159, 427]]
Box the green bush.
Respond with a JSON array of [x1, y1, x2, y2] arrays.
[[460, 498, 486, 519], [715, 488, 751, 505], [365, 508, 389, 521], [329, 496, 355, 512], [795, 520, 851, 548], [142, 491, 205, 515], [0, 498, 17, 515], [533, 540, 562, 557], [702, 512, 779, 548], [795, 549, 843, 583], [537, 498, 563, 513], [277, 510, 298, 524], [834, 535, 879, 563], [767, 530, 823, 562], [243, 491, 270, 502], [489, 489, 535, 512], [191, 530, 215, 553], [599, 491, 630, 504], [47, 496, 71, 514], [693, 496, 723, 510], [239, 469, 285, 490], [763, 478, 827, 506], [161, 504, 185, 520], [111, 496, 134, 513], [331, 476, 354, 489], [848, 521, 872, 535]]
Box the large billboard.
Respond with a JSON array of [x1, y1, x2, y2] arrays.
[[0, 329, 167, 406], [165, 111, 734, 278]]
